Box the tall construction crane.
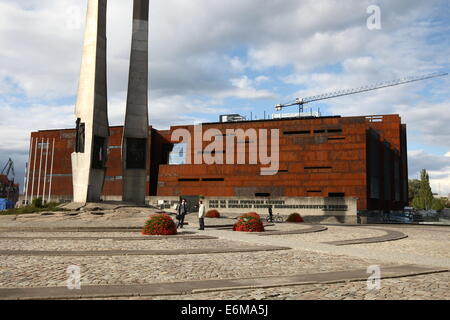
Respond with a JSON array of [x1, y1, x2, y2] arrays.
[[275, 71, 448, 112], [1, 158, 16, 201], [1, 158, 15, 183]]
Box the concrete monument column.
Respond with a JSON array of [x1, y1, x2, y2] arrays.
[[71, 0, 109, 203], [122, 0, 149, 204]]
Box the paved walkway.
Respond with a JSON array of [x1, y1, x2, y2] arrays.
[[0, 265, 444, 300], [1, 206, 449, 300], [198, 227, 450, 269]]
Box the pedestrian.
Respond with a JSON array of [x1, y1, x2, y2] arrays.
[[177, 199, 188, 229], [268, 206, 273, 223], [198, 200, 205, 230]]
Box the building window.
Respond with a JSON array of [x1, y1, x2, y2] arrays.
[[169, 143, 187, 165], [327, 129, 343, 133], [178, 178, 199, 182], [47, 174, 72, 177], [284, 130, 310, 135], [328, 137, 346, 141], [105, 176, 123, 181], [255, 193, 270, 197], [328, 192, 345, 197], [37, 142, 49, 149]]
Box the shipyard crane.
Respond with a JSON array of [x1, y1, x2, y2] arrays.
[[275, 71, 448, 112], [1, 158, 16, 200], [1, 158, 15, 184]]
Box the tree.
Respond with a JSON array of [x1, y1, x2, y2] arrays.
[[431, 198, 446, 212], [411, 169, 434, 210], [408, 179, 421, 205]]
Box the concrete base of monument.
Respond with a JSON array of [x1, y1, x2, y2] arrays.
[[301, 215, 358, 224], [148, 196, 358, 224], [59, 201, 152, 212]]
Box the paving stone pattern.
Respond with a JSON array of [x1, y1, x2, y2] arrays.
[[0, 205, 448, 300]]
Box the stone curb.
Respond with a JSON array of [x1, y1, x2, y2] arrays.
[[258, 225, 328, 236], [1, 265, 446, 300], [0, 236, 218, 241], [0, 246, 290, 257], [323, 229, 408, 246], [0, 226, 189, 233], [191, 269, 450, 294]]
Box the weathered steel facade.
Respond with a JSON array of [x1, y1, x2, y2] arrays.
[[23, 114, 408, 211]]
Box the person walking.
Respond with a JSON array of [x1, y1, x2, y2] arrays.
[[198, 200, 206, 230], [177, 199, 188, 229], [268, 206, 273, 223]]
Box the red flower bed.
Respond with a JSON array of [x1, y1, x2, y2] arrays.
[[246, 212, 261, 219], [206, 209, 220, 218], [142, 213, 177, 235], [233, 213, 265, 232], [286, 213, 304, 223]]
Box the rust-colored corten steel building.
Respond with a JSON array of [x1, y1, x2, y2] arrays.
[[23, 114, 408, 212]]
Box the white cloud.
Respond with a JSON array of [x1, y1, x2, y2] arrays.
[[255, 75, 269, 83], [0, 0, 448, 194], [226, 75, 277, 100]]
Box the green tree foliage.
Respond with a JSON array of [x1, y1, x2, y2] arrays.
[[411, 169, 434, 210], [431, 198, 447, 212], [408, 179, 421, 205]]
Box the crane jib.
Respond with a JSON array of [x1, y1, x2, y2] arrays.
[[277, 71, 448, 108]]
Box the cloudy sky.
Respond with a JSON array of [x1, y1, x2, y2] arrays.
[[0, 0, 449, 195]]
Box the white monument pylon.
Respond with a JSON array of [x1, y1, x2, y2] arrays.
[[71, 0, 109, 203]]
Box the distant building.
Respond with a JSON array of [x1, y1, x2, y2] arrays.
[[21, 114, 408, 212]]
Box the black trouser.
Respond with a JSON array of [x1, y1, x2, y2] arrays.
[[177, 213, 186, 228], [199, 217, 205, 230]]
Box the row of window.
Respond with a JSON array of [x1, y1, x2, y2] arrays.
[[178, 178, 225, 182], [283, 128, 343, 135], [253, 192, 345, 197], [178, 167, 333, 181]]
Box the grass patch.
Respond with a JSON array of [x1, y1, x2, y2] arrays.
[[0, 198, 68, 216]]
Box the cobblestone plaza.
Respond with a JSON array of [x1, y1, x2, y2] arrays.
[[0, 204, 448, 300]]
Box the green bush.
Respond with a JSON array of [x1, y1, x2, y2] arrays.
[[32, 197, 43, 208], [432, 198, 447, 212]]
